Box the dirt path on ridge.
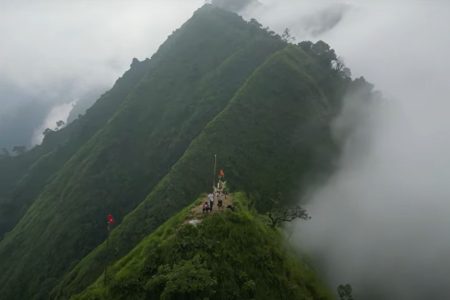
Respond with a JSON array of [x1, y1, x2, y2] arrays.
[[185, 194, 234, 224]]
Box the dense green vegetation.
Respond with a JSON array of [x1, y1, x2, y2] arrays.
[[0, 4, 377, 299], [0, 57, 152, 238], [0, 6, 286, 299], [74, 193, 332, 300], [54, 39, 372, 298]]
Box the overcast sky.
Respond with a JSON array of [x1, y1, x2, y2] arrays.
[[254, 1, 450, 299], [0, 0, 203, 147], [2, 1, 450, 298]]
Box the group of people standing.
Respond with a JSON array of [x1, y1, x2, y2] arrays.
[[203, 169, 227, 213]]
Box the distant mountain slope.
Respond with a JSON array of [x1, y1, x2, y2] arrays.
[[0, 6, 285, 300], [74, 193, 332, 300], [0, 57, 151, 238], [66, 88, 105, 124]]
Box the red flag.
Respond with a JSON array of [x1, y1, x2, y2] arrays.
[[219, 169, 225, 177], [107, 213, 115, 225]]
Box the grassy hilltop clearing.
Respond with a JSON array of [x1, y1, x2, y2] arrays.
[[74, 193, 332, 300]]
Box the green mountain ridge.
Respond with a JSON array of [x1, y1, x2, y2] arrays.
[[0, 56, 152, 238], [74, 193, 332, 300], [53, 42, 346, 299], [0, 4, 376, 299]]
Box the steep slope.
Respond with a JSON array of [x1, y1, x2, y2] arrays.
[[54, 43, 361, 298], [75, 193, 332, 300], [0, 6, 285, 300], [0, 5, 376, 299], [0, 57, 151, 238]]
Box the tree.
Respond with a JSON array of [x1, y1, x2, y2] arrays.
[[43, 128, 55, 137], [312, 40, 335, 57], [332, 57, 352, 79], [249, 18, 262, 28], [298, 40, 314, 52], [145, 255, 217, 299], [266, 193, 310, 228], [281, 28, 295, 43], [267, 205, 311, 228], [333, 58, 345, 72], [298, 40, 338, 67], [312, 40, 337, 66], [342, 67, 352, 78], [56, 120, 65, 129], [337, 284, 354, 300]]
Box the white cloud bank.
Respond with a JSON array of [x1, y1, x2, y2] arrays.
[[0, 0, 203, 146], [244, 1, 450, 299]]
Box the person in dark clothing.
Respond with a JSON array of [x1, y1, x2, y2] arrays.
[[202, 201, 210, 213]]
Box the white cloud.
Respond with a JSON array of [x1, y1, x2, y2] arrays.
[[0, 0, 203, 146], [2, 1, 450, 297], [246, 1, 450, 299], [31, 101, 75, 145]]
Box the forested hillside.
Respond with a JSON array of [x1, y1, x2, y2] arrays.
[[0, 4, 376, 299], [75, 193, 332, 300], [0, 57, 152, 237]]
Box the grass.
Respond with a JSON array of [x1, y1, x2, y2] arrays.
[[0, 5, 376, 299], [55, 41, 360, 298], [74, 193, 333, 300]]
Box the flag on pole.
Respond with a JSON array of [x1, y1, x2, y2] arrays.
[[219, 169, 225, 177], [107, 214, 115, 225]]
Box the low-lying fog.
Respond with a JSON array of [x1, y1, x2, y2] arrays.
[[244, 1, 450, 299], [2, 1, 449, 297]]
